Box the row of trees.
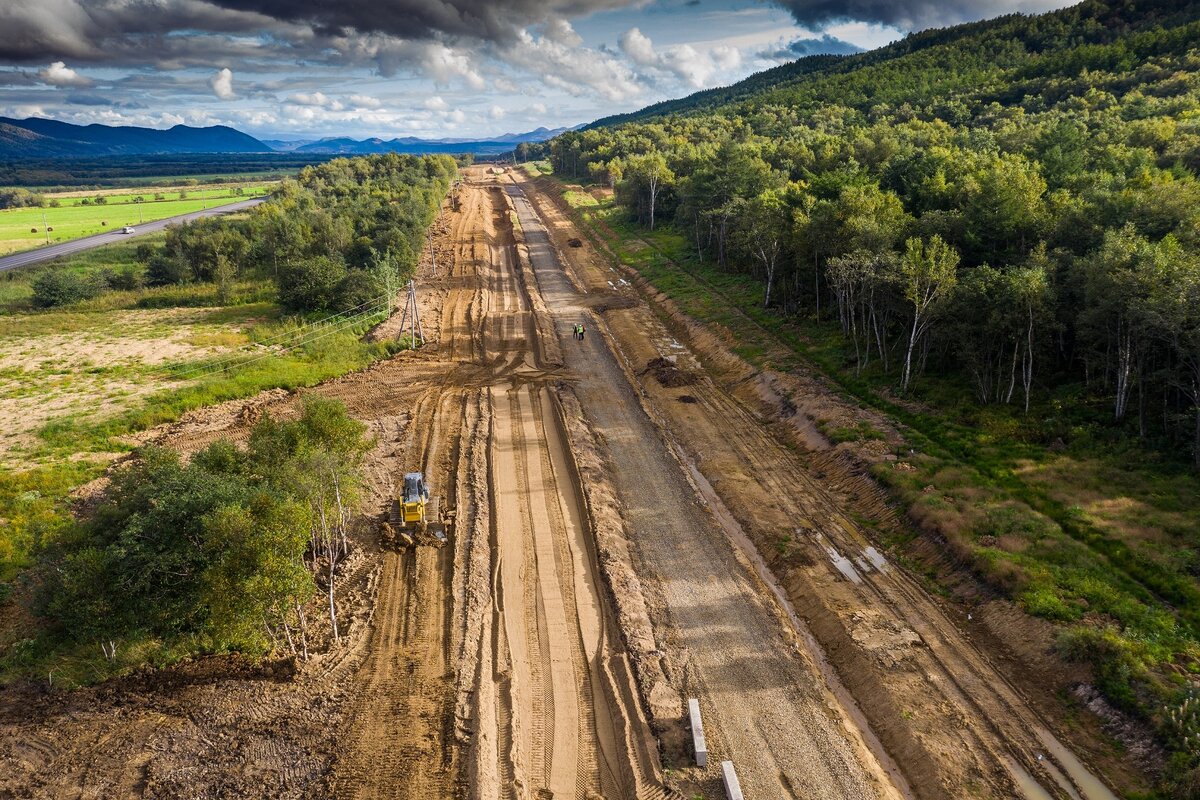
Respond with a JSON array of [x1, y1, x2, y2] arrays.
[[147, 153, 457, 311], [45, 398, 367, 657], [552, 58, 1200, 463]]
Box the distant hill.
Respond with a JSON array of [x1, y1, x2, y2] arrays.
[[291, 126, 574, 155], [0, 117, 268, 158]]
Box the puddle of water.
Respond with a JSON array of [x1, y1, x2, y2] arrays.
[[854, 556, 872, 574], [821, 539, 862, 584], [1004, 757, 1058, 800], [863, 546, 889, 572], [1035, 727, 1120, 800], [1040, 757, 1084, 800]]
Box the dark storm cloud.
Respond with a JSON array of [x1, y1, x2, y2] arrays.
[[772, 0, 1062, 31], [761, 33, 862, 60], [0, 1, 282, 62], [0, 0, 640, 64], [211, 0, 633, 42]]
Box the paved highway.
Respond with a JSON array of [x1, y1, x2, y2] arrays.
[[0, 196, 269, 274]]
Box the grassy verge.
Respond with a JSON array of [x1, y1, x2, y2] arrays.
[[550, 170, 1200, 759]]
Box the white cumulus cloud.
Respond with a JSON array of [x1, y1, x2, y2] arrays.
[[37, 61, 92, 88], [500, 23, 640, 103], [288, 91, 344, 110], [210, 67, 234, 100], [618, 27, 742, 89]]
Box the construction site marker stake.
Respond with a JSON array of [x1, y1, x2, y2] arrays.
[[721, 761, 744, 800], [688, 698, 708, 768]]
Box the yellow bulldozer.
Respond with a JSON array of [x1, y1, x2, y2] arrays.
[[387, 471, 454, 547]]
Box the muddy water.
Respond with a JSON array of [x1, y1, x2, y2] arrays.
[[1036, 727, 1120, 800]]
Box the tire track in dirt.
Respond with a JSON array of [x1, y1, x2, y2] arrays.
[[1, 172, 671, 800]]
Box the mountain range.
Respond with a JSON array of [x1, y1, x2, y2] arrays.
[[0, 117, 571, 159], [0, 117, 265, 158], [268, 126, 573, 155]]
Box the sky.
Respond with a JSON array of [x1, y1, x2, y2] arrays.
[[0, 0, 1075, 141]]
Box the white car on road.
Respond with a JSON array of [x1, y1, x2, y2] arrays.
[[121, 226, 136, 234]]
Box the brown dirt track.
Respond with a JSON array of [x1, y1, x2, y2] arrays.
[[0, 166, 1124, 800]]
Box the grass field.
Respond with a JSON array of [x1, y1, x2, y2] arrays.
[[0, 182, 274, 255], [0, 237, 400, 584], [551, 168, 1200, 728]]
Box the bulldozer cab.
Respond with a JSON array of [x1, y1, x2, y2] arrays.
[[401, 472, 428, 525], [387, 470, 453, 548]]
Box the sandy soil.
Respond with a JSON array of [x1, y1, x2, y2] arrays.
[[0, 165, 1128, 800]]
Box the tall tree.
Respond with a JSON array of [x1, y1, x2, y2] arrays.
[[900, 235, 960, 392]]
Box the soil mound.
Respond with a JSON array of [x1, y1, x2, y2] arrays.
[[641, 356, 697, 387]]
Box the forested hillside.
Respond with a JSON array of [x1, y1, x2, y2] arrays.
[[550, 0, 1200, 793], [556, 0, 1200, 460]]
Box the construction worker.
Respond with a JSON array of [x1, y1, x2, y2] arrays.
[[572, 323, 580, 340], [579, 322, 586, 342]]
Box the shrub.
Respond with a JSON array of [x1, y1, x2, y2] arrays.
[[45, 398, 368, 653], [334, 269, 385, 312], [0, 188, 45, 209], [277, 255, 347, 312], [145, 252, 189, 286], [103, 266, 144, 292], [31, 270, 103, 308]]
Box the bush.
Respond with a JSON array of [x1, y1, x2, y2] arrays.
[[1057, 625, 1151, 711], [277, 255, 347, 312], [31, 270, 103, 308], [45, 398, 368, 653], [103, 266, 144, 292], [145, 252, 189, 286], [334, 269, 385, 312], [0, 188, 45, 209]]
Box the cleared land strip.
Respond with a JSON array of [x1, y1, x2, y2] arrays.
[[505, 178, 903, 800]]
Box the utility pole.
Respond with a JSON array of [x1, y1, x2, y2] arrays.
[[396, 280, 425, 349], [41, 212, 50, 244]]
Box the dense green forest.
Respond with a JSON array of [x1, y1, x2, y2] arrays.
[[550, 0, 1200, 793], [555, 0, 1200, 462], [37, 153, 458, 312]]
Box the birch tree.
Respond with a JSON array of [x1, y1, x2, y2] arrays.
[[900, 235, 959, 392]]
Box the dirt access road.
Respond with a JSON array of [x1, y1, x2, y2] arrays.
[[0, 165, 1118, 800]]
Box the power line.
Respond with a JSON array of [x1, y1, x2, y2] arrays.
[[165, 295, 393, 379]]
